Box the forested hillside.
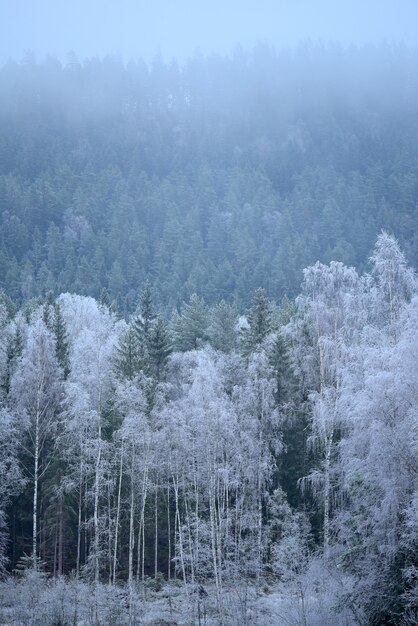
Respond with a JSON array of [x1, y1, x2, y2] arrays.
[[1, 45, 418, 625], [1, 44, 418, 312]]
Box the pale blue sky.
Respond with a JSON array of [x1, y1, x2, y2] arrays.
[[1, 0, 417, 65]]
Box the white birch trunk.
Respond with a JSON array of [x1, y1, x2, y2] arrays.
[[112, 439, 124, 584]]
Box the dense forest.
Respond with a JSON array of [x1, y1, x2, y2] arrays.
[[1, 44, 418, 312], [0, 45, 418, 625], [0, 234, 417, 625]]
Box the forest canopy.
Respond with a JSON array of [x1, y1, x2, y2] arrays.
[[1, 44, 418, 313]]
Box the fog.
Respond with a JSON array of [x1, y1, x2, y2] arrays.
[[1, 0, 417, 65]]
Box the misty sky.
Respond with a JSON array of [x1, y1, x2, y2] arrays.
[[1, 0, 418, 65]]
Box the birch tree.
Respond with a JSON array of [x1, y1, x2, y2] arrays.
[[336, 295, 418, 623], [285, 261, 364, 553], [10, 317, 62, 569], [59, 294, 121, 582]]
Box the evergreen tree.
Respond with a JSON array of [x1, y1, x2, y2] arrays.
[[53, 303, 70, 380], [114, 326, 142, 380], [241, 288, 272, 354], [2, 323, 24, 396], [139, 282, 156, 338], [99, 287, 112, 311], [172, 293, 208, 351], [147, 316, 171, 381], [0, 290, 16, 319], [208, 300, 238, 353], [132, 282, 157, 367]]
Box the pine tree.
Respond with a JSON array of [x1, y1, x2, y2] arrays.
[[0, 290, 16, 319], [2, 324, 24, 396], [139, 282, 156, 338], [172, 293, 208, 351], [269, 331, 294, 406], [53, 303, 70, 379], [208, 301, 238, 353], [114, 326, 142, 380], [147, 316, 171, 381], [132, 282, 157, 367], [99, 287, 112, 311], [242, 288, 272, 354], [42, 292, 55, 331]]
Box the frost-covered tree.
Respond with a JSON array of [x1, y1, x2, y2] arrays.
[[112, 378, 149, 587], [233, 349, 281, 582], [369, 231, 417, 339], [10, 317, 62, 568], [58, 294, 121, 583], [336, 295, 418, 623], [285, 261, 364, 553]]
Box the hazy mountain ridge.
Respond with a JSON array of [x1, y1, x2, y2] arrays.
[[1, 44, 418, 312]]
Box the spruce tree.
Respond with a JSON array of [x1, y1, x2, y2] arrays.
[[132, 282, 157, 367], [208, 301, 238, 353], [242, 288, 272, 354], [147, 316, 171, 381], [99, 287, 112, 310], [114, 326, 142, 380], [172, 293, 208, 351], [53, 303, 70, 379]]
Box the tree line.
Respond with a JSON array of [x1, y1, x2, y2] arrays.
[[1, 44, 418, 312]]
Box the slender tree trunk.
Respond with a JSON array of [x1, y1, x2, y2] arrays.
[[107, 482, 112, 583], [93, 436, 101, 585], [256, 433, 263, 586], [184, 492, 195, 585], [173, 475, 186, 585], [167, 483, 171, 581], [113, 439, 124, 584], [193, 457, 199, 579], [323, 433, 333, 557], [136, 453, 149, 583], [58, 495, 63, 575], [53, 505, 58, 578], [33, 409, 40, 569], [128, 447, 135, 587], [76, 466, 83, 578], [209, 472, 223, 623], [154, 479, 158, 579]]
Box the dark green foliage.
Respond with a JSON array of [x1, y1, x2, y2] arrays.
[[0, 47, 418, 310], [99, 287, 112, 311], [1, 324, 24, 396], [132, 283, 156, 349], [269, 332, 294, 406], [147, 316, 172, 381], [139, 283, 156, 339], [241, 288, 272, 354], [53, 303, 70, 379], [172, 293, 208, 351], [208, 301, 238, 353], [114, 326, 142, 380]]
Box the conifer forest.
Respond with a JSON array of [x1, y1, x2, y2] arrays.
[[0, 40, 418, 626]]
